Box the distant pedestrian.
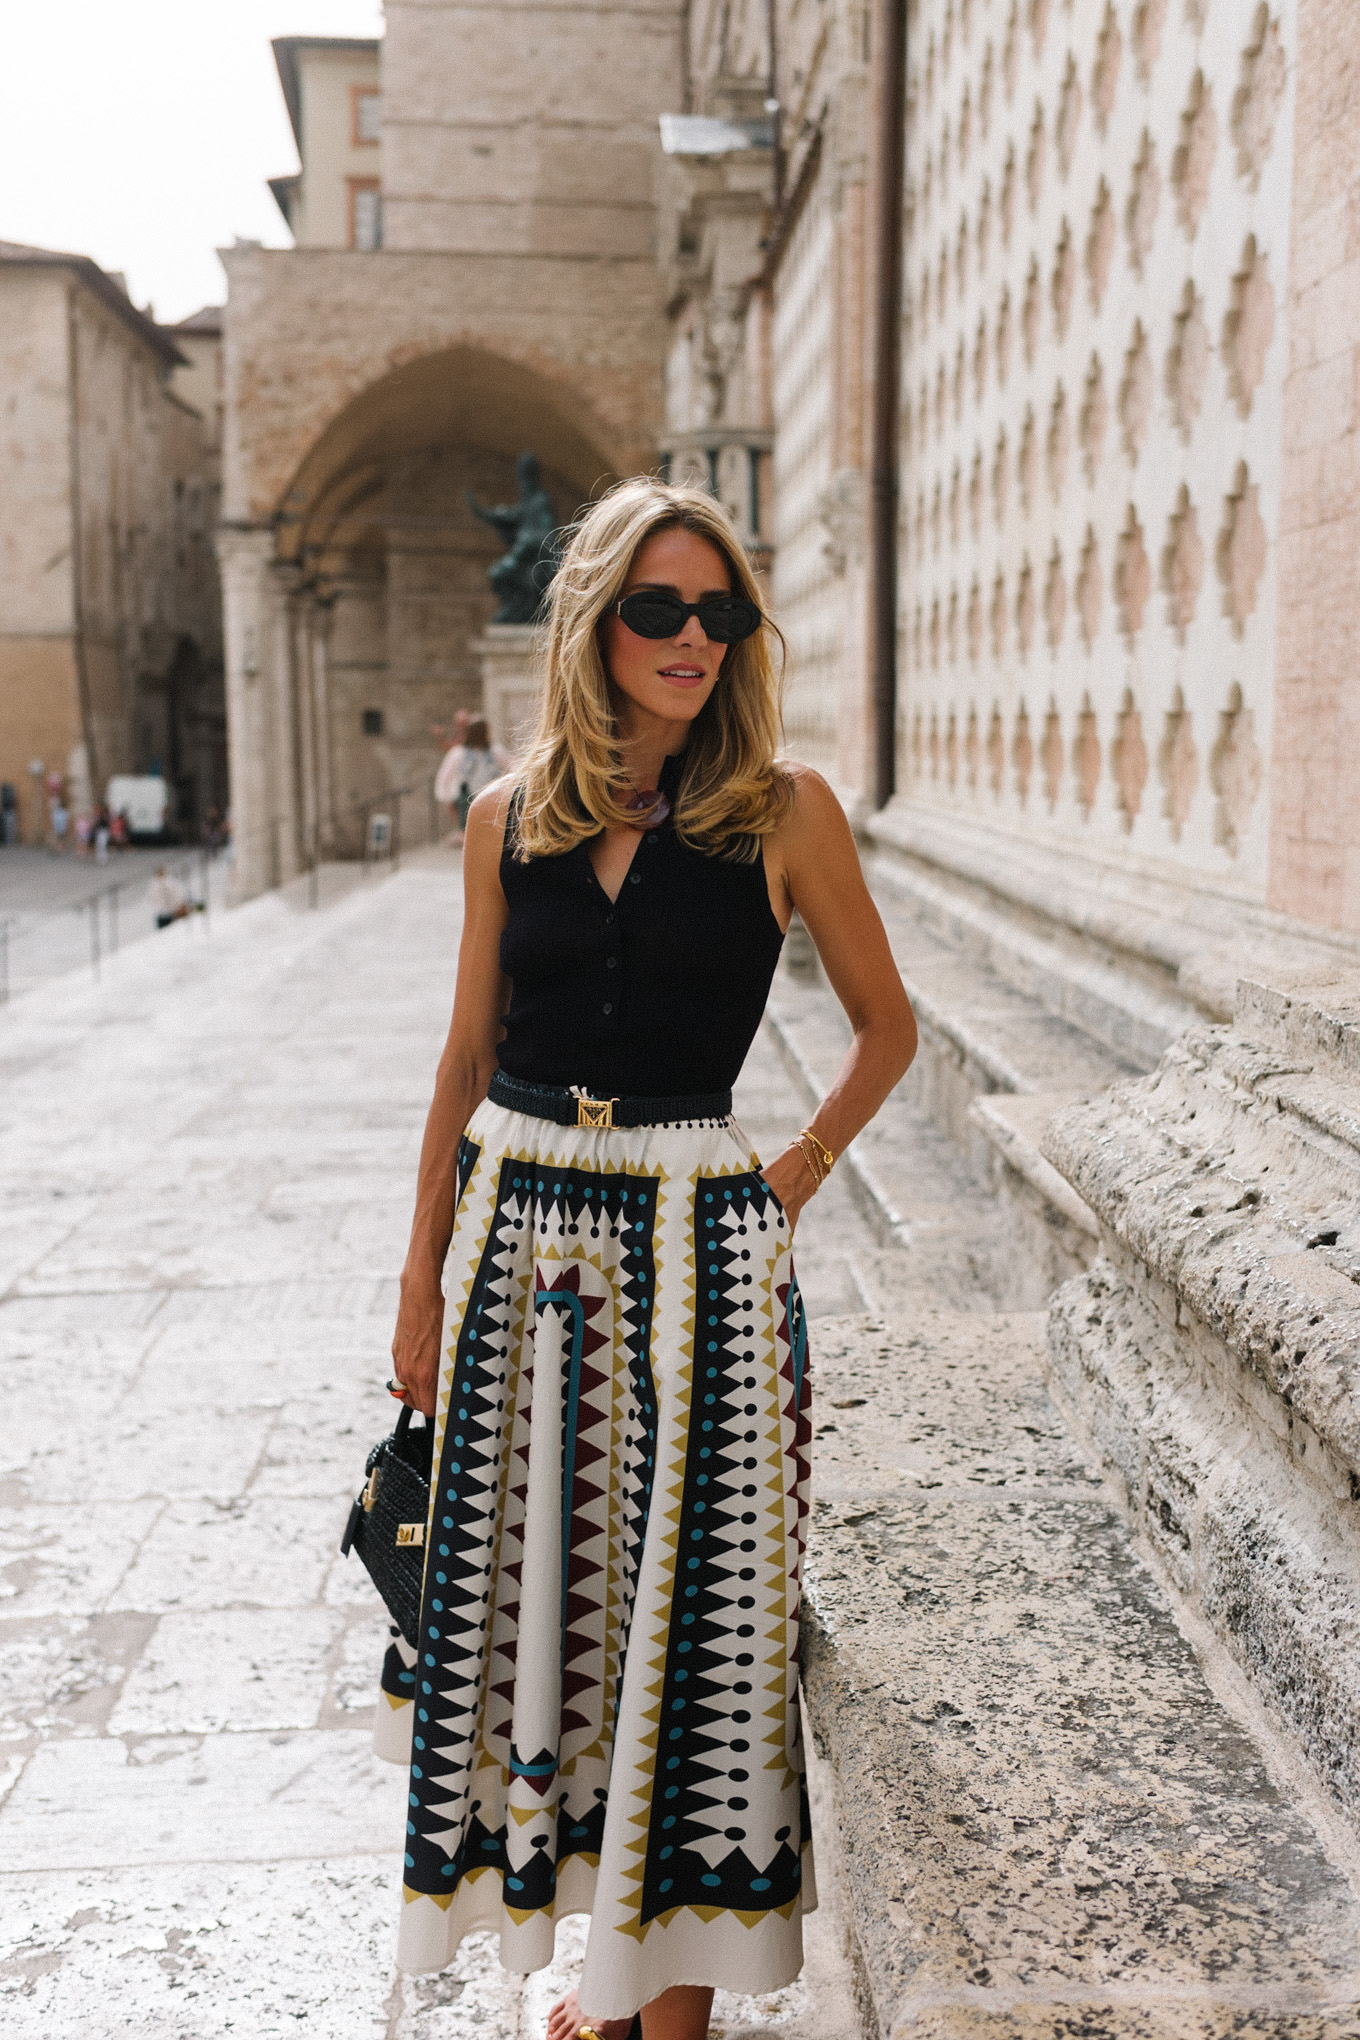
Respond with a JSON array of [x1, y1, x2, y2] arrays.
[[148, 867, 189, 929], [434, 716, 509, 836], [110, 810, 129, 850], [430, 708, 471, 752], [74, 812, 93, 857], [50, 800, 69, 851], [93, 809, 110, 865]]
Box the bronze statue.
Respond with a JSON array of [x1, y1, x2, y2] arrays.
[[466, 453, 562, 624]]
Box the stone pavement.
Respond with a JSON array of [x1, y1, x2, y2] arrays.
[[5, 844, 1360, 2040], [0, 845, 860, 2040]]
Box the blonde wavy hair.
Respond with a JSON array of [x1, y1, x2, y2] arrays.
[[512, 477, 792, 863]]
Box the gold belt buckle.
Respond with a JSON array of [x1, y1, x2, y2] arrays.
[[575, 1093, 617, 1129]]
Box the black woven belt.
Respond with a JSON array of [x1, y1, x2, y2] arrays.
[[487, 1069, 732, 1130]]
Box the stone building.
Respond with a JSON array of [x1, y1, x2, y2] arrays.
[[220, 0, 1360, 1915], [0, 241, 225, 844], [220, 6, 682, 892], [660, 0, 1360, 1928]]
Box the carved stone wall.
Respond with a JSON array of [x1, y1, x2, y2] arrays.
[[899, 0, 1296, 895], [773, 176, 841, 773]]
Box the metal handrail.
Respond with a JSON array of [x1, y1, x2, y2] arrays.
[[0, 845, 218, 1004], [0, 773, 446, 1007], [228, 770, 443, 908], [71, 847, 214, 983]]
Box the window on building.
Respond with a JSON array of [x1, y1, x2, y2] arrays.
[[362, 708, 384, 736], [353, 87, 381, 145], [350, 180, 382, 250]]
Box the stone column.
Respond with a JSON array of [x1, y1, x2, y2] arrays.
[[269, 562, 304, 885], [291, 588, 319, 865], [310, 596, 337, 852], [217, 526, 280, 903], [471, 625, 541, 754]]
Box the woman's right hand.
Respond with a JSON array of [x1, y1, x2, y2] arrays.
[[390, 1284, 445, 1419]]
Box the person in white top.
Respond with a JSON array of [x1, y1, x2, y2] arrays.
[[148, 867, 189, 928], [434, 717, 510, 836]]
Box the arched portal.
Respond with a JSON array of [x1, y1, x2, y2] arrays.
[[283, 348, 616, 847], [220, 345, 627, 891]]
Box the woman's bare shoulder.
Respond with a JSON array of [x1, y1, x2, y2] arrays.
[[466, 773, 518, 836], [463, 774, 519, 890], [772, 759, 854, 843]]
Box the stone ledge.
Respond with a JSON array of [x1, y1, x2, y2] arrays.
[[765, 970, 1102, 1303], [1041, 969, 1360, 1822], [763, 989, 912, 1247], [866, 842, 1191, 1070], [802, 1313, 1360, 2040], [1042, 989, 1360, 1487], [1048, 1250, 1360, 1819], [967, 1093, 1099, 1240], [865, 801, 1360, 1033]]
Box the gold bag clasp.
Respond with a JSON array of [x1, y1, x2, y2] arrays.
[[575, 1094, 617, 1129], [395, 1523, 425, 1548]]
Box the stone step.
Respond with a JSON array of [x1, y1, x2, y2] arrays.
[[764, 977, 1009, 1314], [765, 967, 1097, 1312], [1041, 968, 1360, 1827], [802, 1308, 1360, 2039], [775, 837, 1149, 1301]]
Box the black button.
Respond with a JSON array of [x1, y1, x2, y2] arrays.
[[604, 912, 615, 925], [646, 832, 659, 844], [629, 872, 641, 885], [606, 956, 618, 969], [603, 1003, 613, 1015]]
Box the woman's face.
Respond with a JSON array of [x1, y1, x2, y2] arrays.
[[599, 525, 733, 728]]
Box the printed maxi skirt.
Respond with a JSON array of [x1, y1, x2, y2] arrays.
[[375, 1092, 815, 2018]]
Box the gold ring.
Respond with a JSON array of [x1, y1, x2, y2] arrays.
[[579, 2027, 607, 2040]]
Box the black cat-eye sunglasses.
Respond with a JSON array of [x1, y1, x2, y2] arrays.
[[613, 590, 764, 644]]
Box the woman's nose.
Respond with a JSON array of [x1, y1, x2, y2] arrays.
[[674, 613, 709, 648]]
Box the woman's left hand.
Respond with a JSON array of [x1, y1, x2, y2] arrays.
[[761, 1143, 819, 1235]]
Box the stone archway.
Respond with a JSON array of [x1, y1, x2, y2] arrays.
[[220, 339, 631, 894]]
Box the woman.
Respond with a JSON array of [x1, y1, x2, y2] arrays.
[[435, 715, 510, 836], [384, 479, 916, 2040]]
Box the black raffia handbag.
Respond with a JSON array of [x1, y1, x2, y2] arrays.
[[340, 1405, 434, 1648]]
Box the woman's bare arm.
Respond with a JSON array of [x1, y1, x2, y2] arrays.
[[391, 780, 513, 1415], [762, 766, 917, 1227]]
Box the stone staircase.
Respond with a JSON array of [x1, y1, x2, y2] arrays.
[[765, 891, 1360, 2037]]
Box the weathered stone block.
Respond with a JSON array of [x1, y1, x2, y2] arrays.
[[803, 1314, 1360, 2040], [1043, 969, 1360, 1817]]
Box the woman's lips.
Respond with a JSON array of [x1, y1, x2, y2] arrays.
[[658, 665, 708, 688]]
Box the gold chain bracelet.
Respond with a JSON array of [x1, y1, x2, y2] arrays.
[[792, 1136, 823, 1189], [791, 1128, 834, 1192], [800, 1127, 835, 1175]]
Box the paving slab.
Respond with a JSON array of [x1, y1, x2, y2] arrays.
[[803, 1314, 1360, 2039]]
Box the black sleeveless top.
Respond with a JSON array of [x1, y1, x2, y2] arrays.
[[497, 754, 785, 1095]]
